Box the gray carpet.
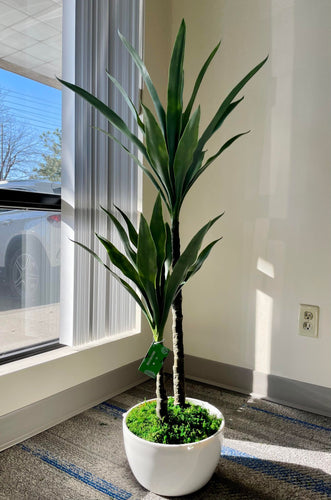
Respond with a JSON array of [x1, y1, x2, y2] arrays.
[[1, 377, 331, 499]]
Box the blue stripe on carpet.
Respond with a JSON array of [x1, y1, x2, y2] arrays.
[[20, 444, 132, 499], [95, 402, 126, 419], [247, 406, 331, 432], [222, 446, 331, 496]]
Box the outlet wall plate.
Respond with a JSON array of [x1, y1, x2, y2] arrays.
[[298, 304, 319, 338]]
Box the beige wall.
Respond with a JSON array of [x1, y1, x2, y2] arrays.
[[145, 0, 331, 388]]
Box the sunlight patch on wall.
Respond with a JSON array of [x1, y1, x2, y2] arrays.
[[255, 289, 273, 373], [257, 257, 275, 279]]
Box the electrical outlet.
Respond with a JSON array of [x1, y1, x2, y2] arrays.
[[298, 304, 319, 338]]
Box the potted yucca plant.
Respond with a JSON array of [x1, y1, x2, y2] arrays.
[[74, 194, 224, 495], [59, 19, 266, 496]]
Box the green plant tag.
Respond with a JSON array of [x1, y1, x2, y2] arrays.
[[138, 342, 170, 378]]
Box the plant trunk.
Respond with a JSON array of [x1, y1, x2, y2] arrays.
[[156, 367, 168, 420], [171, 216, 186, 407]]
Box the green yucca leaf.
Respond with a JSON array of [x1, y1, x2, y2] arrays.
[[173, 106, 200, 201], [108, 268, 154, 328], [58, 78, 148, 158], [137, 215, 160, 323], [71, 239, 111, 272], [204, 131, 250, 169], [182, 40, 221, 131], [185, 238, 222, 281], [97, 230, 159, 322], [162, 213, 223, 327], [114, 204, 138, 248], [118, 30, 166, 134], [150, 194, 166, 271], [137, 214, 158, 285], [167, 19, 186, 165], [95, 126, 171, 212], [165, 222, 172, 277], [72, 236, 155, 329], [96, 233, 141, 287], [105, 70, 145, 131], [180, 149, 206, 204], [182, 98, 244, 195], [143, 105, 173, 202], [100, 206, 136, 263], [211, 96, 244, 135], [191, 131, 250, 188], [197, 56, 268, 151]]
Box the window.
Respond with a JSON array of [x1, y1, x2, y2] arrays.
[[0, 0, 143, 361], [0, 0, 62, 362]]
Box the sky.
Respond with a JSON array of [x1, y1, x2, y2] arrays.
[[0, 68, 62, 180], [0, 68, 61, 134]]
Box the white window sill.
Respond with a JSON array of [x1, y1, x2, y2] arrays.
[[0, 328, 149, 416], [0, 329, 140, 377]]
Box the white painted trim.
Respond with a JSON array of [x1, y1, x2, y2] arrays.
[[60, 0, 76, 346], [0, 360, 147, 452], [0, 327, 150, 417], [173, 354, 331, 418]]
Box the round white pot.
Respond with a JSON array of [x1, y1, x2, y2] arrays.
[[122, 397, 225, 497]]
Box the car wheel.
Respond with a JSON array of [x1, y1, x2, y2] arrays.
[[7, 241, 50, 305]]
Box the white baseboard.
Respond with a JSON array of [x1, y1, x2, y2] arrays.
[[0, 360, 147, 452], [165, 355, 331, 417], [176, 354, 331, 418]]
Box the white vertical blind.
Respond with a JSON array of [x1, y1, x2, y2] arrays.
[[69, 0, 142, 345]]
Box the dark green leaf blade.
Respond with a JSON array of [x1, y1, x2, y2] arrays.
[[136, 215, 159, 323], [105, 70, 145, 131], [173, 106, 200, 200], [108, 268, 154, 327], [182, 40, 221, 130], [100, 206, 136, 263], [114, 204, 138, 248], [180, 149, 205, 204], [150, 194, 166, 271], [185, 238, 222, 281], [211, 96, 244, 135], [58, 78, 148, 157], [197, 56, 268, 150], [191, 131, 250, 188], [182, 99, 244, 199], [137, 215, 158, 285], [95, 126, 171, 211], [143, 105, 172, 200], [164, 223, 172, 278], [162, 213, 223, 328], [71, 239, 111, 272], [118, 31, 166, 134], [96, 234, 142, 287], [167, 19, 186, 165]]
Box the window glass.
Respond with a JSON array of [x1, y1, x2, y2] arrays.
[[0, 0, 62, 359]]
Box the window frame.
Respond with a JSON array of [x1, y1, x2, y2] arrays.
[[0, 0, 143, 363], [0, 189, 61, 210]]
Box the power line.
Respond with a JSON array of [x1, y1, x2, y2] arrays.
[[3, 97, 61, 115], [4, 97, 61, 113], [1, 105, 61, 126], [0, 120, 61, 134], [0, 87, 62, 109]]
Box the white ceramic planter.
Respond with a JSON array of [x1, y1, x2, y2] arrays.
[[122, 397, 225, 496]]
